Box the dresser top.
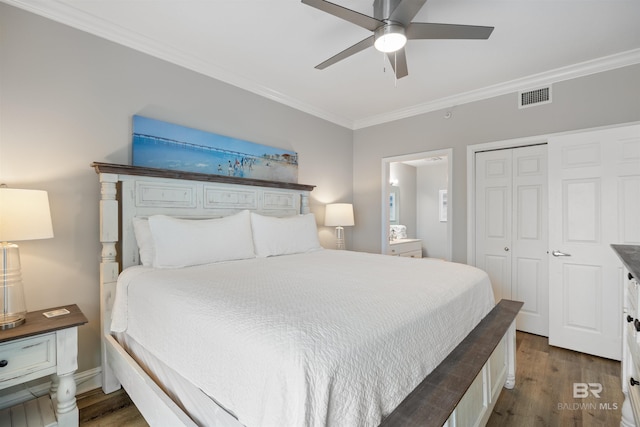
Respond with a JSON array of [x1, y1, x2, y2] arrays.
[[0, 304, 88, 343], [612, 244, 640, 280]]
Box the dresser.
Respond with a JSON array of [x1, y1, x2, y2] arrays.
[[613, 245, 640, 427], [0, 304, 88, 427], [388, 238, 422, 258]]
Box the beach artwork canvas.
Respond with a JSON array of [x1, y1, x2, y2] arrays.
[[132, 115, 298, 183]]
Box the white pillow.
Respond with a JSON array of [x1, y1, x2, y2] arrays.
[[132, 217, 155, 266], [148, 210, 255, 268], [250, 212, 321, 257]]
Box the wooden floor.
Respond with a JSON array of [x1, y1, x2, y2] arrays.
[[487, 331, 623, 427], [78, 332, 623, 426], [78, 387, 148, 427]]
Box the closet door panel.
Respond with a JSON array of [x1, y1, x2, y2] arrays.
[[512, 145, 548, 336], [549, 123, 640, 360], [476, 144, 548, 336], [619, 177, 640, 243], [514, 257, 541, 314], [475, 150, 512, 305]]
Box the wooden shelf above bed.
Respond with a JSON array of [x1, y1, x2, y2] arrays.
[[91, 162, 316, 192]]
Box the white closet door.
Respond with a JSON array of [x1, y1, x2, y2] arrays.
[[548, 124, 640, 360], [511, 145, 549, 335], [475, 149, 512, 303], [476, 145, 548, 336]]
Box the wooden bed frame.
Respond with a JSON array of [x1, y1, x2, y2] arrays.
[[93, 162, 520, 427]]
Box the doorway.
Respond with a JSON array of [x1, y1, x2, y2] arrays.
[[381, 149, 453, 260], [474, 144, 549, 336]]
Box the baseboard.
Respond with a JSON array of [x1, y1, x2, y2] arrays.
[[75, 367, 104, 395], [0, 367, 102, 410]]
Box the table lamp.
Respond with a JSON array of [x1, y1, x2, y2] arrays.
[[0, 187, 53, 329], [324, 203, 354, 250]]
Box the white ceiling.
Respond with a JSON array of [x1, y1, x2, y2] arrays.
[[6, 0, 640, 129]]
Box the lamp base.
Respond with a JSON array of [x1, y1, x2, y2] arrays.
[[335, 226, 345, 250], [0, 314, 25, 330], [1, 242, 27, 330]]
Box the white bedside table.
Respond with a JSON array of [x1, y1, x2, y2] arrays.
[[0, 304, 88, 427]]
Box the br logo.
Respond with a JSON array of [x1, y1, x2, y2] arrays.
[[573, 383, 603, 398]]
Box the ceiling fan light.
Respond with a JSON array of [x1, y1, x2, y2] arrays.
[[374, 24, 407, 53]]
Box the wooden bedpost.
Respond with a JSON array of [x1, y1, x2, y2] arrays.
[[98, 172, 121, 394], [301, 194, 310, 214], [504, 319, 517, 389]]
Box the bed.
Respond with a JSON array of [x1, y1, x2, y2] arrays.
[[92, 162, 520, 427]]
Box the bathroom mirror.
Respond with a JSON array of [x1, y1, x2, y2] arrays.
[[389, 188, 399, 224]]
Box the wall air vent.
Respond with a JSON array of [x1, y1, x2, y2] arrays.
[[518, 86, 552, 109]]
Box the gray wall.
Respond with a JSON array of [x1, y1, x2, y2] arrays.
[[416, 161, 448, 259], [352, 64, 640, 261], [0, 3, 353, 376]]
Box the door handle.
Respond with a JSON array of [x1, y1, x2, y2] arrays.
[[552, 250, 572, 257]]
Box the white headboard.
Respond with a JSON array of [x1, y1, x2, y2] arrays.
[[93, 162, 314, 269], [92, 162, 315, 392]]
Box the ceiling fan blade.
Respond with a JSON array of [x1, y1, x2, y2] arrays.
[[389, 0, 428, 26], [386, 48, 408, 79], [302, 0, 383, 32], [315, 35, 375, 70], [407, 22, 494, 39]]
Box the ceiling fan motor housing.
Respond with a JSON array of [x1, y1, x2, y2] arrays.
[[374, 23, 407, 53], [373, 0, 403, 20]]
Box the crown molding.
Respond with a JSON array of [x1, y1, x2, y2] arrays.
[[5, 1, 640, 131], [353, 48, 640, 129]]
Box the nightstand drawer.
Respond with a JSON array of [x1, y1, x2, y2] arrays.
[[0, 333, 56, 385]]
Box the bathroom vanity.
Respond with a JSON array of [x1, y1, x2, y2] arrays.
[[388, 238, 423, 258]]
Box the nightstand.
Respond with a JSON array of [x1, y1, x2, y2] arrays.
[[0, 304, 88, 427]]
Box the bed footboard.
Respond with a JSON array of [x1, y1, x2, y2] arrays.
[[380, 299, 522, 427]]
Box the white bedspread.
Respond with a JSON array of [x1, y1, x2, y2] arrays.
[[111, 250, 495, 427]]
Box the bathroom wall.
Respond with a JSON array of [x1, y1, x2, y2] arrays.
[[416, 161, 448, 259]]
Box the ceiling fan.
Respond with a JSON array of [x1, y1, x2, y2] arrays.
[[301, 0, 494, 79]]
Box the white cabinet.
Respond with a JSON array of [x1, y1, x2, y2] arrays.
[[613, 245, 640, 427], [623, 268, 640, 426], [388, 239, 422, 258], [0, 305, 88, 427]]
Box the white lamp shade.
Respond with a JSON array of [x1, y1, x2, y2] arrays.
[[0, 188, 54, 242], [325, 203, 355, 227]]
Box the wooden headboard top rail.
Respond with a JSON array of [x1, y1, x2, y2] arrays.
[[91, 162, 316, 192]]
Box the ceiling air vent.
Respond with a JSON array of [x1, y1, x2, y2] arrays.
[[518, 86, 552, 109]]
